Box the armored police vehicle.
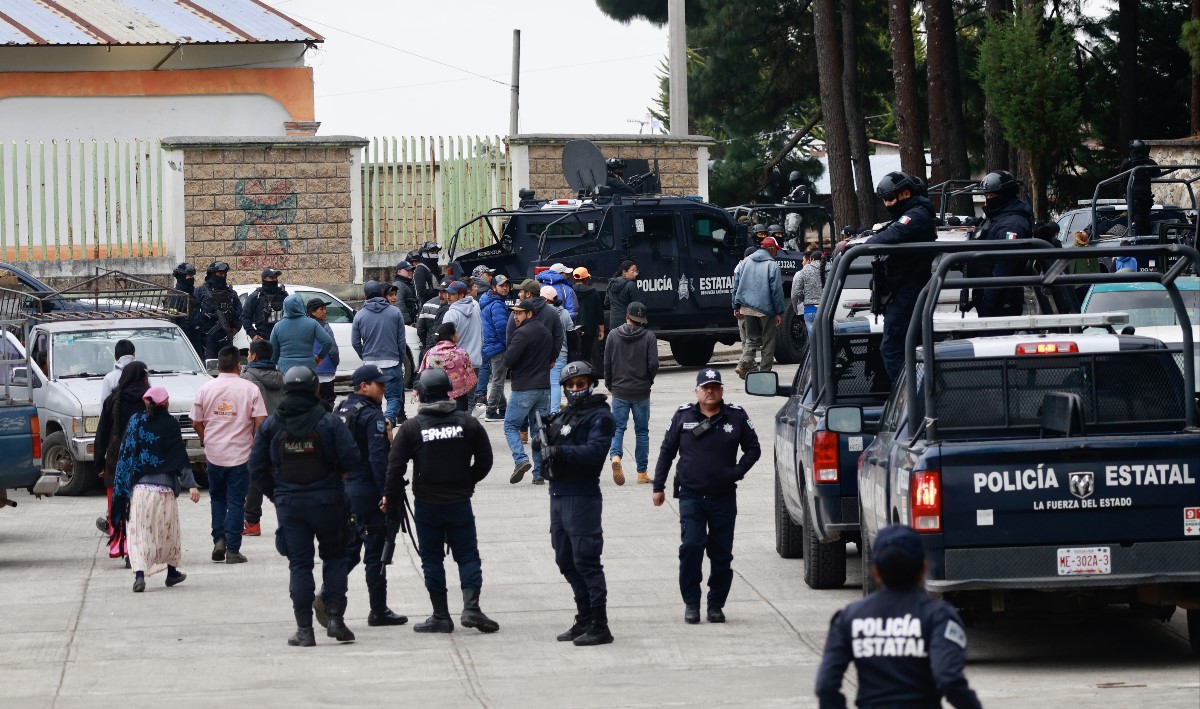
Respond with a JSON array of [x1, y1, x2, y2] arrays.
[[855, 245, 1200, 652], [447, 141, 755, 366]]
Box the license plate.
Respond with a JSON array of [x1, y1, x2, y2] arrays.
[[1057, 546, 1111, 576]]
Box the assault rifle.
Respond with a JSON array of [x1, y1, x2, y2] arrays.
[[381, 491, 417, 566]]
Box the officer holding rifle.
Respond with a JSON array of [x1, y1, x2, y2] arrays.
[[195, 261, 243, 359]]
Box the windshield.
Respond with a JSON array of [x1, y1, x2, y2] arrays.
[[51, 327, 201, 378], [1084, 289, 1200, 328]]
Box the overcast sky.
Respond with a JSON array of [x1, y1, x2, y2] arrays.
[[268, 0, 670, 138]]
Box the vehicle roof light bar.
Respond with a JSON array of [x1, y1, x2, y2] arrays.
[[932, 312, 1129, 332]]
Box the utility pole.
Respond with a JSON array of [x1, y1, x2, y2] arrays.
[[509, 29, 521, 136], [668, 0, 687, 135]]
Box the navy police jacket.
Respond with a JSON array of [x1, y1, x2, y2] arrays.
[[547, 394, 615, 496], [336, 392, 389, 494], [815, 586, 982, 709], [864, 196, 937, 288], [248, 409, 359, 502], [653, 401, 761, 497]]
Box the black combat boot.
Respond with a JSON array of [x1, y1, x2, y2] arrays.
[[556, 600, 592, 642], [572, 605, 614, 646], [460, 587, 500, 633], [324, 601, 356, 643], [367, 586, 408, 626], [312, 589, 328, 627], [413, 592, 454, 633], [288, 611, 316, 647]]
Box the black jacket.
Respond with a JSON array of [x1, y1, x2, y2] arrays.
[[546, 394, 615, 495], [572, 282, 604, 332], [604, 276, 643, 330], [972, 195, 1033, 316], [1118, 155, 1160, 200], [195, 276, 243, 335], [241, 284, 289, 339], [248, 408, 359, 502], [386, 400, 492, 504], [336, 392, 390, 494], [603, 324, 658, 401], [391, 275, 419, 325], [94, 383, 151, 486], [653, 401, 761, 497], [412, 262, 440, 304], [505, 297, 563, 356], [864, 196, 937, 288], [504, 319, 554, 391]]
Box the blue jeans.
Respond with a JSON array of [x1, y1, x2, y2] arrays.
[[474, 357, 491, 401], [381, 364, 405, 423], [207, 462, 248, 553], [415, 500, 482, 595], [504, 388, 550, 479], [548, 351, 568, 411], [803, 305, 817, 337], [608, 396, 650, 472]]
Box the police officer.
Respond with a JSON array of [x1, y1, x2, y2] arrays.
[[410, 241, 444, 304], [533, 361, 616, 645], [968, 170, 1033, 318], [195, 261, 243, 359], [248, 366, 360, 647], [383, 368, 496, 634], [327, 364, 408, 628], [653, 368, 760, 624], [171, 262, 204, 356], [815, 524, 982, 709], [1118, 139, 1160, 235], [605, 157, 636, 196], [241, 268, 288, 342], [864, 172, 937, 382]]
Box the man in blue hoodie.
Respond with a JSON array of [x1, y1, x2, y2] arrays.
[[731, 237, 785, 378], [270, 293, 334, 374], [351, 280, 408, 424], [477, 275, 511, 421], [536, 263, 578, 319]]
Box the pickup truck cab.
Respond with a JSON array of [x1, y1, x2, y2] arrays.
[[0, 327, 57, 509]]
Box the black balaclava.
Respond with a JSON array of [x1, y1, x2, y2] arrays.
[[563, 379, 594, 408], [886, 196, 911, 220], [262, 278, 280, 293], [175, 275, 194, 294]]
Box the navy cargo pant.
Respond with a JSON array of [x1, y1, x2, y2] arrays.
[[414, 500, 483, 594], [274, 493, 349, 616], [344, 481, 389, 613], [880, 283, 921, 383], [204, 329, 235, 359], [550, 493, 607, 609], [678, 488, 737, 610]]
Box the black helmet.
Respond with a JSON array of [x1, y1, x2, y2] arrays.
[[875, 171, 918, 200], [979, 170, 1019, 196], [405, 249, 421, 263], [416, 368, 451, 403], [788, 170, 803, 184], [560, 360, 598, 387], [606, 157, 626, 171], [420, 240, 441, 255], [282, 365, 318, 394], [1129, 138, 1149, 156], [172, 262, 196, 279], [206, 261, 230, 276]]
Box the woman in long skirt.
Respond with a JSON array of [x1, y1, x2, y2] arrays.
[[94, 361, 151, 562], [112, 386, 199, 592]]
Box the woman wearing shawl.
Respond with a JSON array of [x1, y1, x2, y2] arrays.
[[94, 361, 151, 561], [113, 386, 200, 592], [419, 322, 477, 411]]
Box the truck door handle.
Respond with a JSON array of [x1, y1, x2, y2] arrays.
[[866, 456, 881, 465]]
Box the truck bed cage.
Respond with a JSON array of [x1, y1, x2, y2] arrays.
[[909, 244, 1200, 438], [1090, 164, 1200, 247], [0, 270, 190, 323], [447, 203, 616, 266], [927, 179, 980, 223]]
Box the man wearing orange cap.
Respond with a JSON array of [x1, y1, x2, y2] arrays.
[[731, 236, 785, 378], [571, 267, 604, 367]]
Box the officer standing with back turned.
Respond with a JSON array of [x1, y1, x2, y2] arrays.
[[195, 261, 243, 359], [653, 368, 760, 624], [248, 366, 360, 647]]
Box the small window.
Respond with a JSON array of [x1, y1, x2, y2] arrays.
[[691, 215, 727, 244], [628, 214, 676, 241], [525, 220, 597, 239]]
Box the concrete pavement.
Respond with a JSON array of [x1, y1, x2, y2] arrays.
[[0, 361, 1196, 708]]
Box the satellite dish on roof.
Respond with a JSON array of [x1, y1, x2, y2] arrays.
[[562, 140, 606, 193]]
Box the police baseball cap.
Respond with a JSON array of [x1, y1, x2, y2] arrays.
[[626, 301, 648, 324], [509, 298, 538, 312], [261, 268, 281, 278], [696, 368, 723, 387], [395, 261, 413, 273], [352, 364, 395, 389], [873, 524, 925, 565]]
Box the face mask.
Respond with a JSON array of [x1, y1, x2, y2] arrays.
[[176, 276, 194, 291], [564, 384, 593, 408], [984, 194, 1008, 212], [211, 274, 227, 288], [885, 199, 907, 219], [262, 280, 280, 293]]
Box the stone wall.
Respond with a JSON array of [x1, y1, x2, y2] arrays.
[[162, 135, 367, 286], [1146, 139, 1200, 208]]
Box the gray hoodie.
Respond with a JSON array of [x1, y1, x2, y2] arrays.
[[101, 354, 136, 402], [603, 323, 658, 401], [351, 294, 406, 365], [444, 295, 482, 367], [241, 362, 284, 414]]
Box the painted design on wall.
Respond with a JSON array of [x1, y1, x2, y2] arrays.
[[234, 178, 297, 252]]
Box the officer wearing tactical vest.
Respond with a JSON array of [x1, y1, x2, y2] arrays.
[[322, 364, 408, 629], [241, 268, 289, 342], [171, 262, 204, 356], [195, 261, 244, 359], [248, 366, 361, 647], [816, 524, 982, 709], [535, 361, 617, 646], [653, 367, 760, 624], [383, 368, 497, 634]]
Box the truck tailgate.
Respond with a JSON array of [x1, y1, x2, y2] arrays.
[[937, 435, 1200, 548]]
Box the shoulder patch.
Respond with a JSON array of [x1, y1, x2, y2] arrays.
[[726, 402, 743, 410], [746, 418, 754, 430], [677, 403, 691, 410], [1005, 231, 1019, 240], [943, 620, 967, 649], [899, 215, 912, 225], [376, 421, 387, 433]]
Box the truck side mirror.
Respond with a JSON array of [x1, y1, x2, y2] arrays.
[[204, 358, 219, 376], [826, 405, 863, 434], [745, 371, 786, 397]]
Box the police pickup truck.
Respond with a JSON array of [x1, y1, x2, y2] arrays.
[[0, 318, 57, 510], [855, 246, 1200, 653]]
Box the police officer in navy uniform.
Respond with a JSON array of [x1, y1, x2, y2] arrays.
[[815, 524, 982, 709], [241, 267, 289, 342], [538, 361, 617, 645], [195, 261, 244, 359], [171, 262, 204, 356], [248, 366, 360, 647], [968, 170, 1033, 318], [605, 157, 637, 196], [864, 172, 937, 383], [653, 368, 761, 624], [325, 364, 408, 628], [384, 368, 497, 634]]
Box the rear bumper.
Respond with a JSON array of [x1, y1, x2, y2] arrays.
[[928, 540, 1200, 592], [72, 433, 207, 464], [812, 490, 859, 542], [653, 326, 740, 341]]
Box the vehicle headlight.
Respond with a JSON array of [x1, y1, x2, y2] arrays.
[[84, 416, 100, 434]]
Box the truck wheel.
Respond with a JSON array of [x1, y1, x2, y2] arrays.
[[774, 302, 809, 365], [803, 495, 848, 589], [670, 337, 716, 367], [860, 520, 879, 597], [775, 469, 803, 559], [1189, 609, 1200, 656], [44, 432, 91, 497]]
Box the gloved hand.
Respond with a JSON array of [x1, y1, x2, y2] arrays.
[[542, 445, 559, 462], [531, 438, 542, 453]]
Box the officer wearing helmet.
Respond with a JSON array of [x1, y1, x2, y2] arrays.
[[653, 368, 761, 625], [605, 157, 636, 196], [1118, 139, 1161, 235], [409, 243, 443, 304], [967, 170, 1033, 318], [171, 262, 204, 355], [195, 261, 243, 359], [384, 367, 496, 634], [248, 366, 361, 647], [864, 172, 937, 382], [785, 170, 810, 204], [535, 360, 617, 646]]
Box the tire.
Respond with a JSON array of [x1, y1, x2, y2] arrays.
[[774, 301, 809, 365], [44, 431, 91, 497], [670, 336, 716, 367], [775, 468, 803, 559], [802, 488, 848, 589], [1189, 609, 1200, 656], [860, 519, 879, 597]]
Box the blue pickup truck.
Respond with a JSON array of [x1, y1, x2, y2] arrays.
[[857, 246, 1200, 653], [0, 325, 57, 509]]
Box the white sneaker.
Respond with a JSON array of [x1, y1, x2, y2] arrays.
[[472, 403, 487, 419]]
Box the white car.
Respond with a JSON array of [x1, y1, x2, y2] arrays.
[[231, 284, 421, 383]]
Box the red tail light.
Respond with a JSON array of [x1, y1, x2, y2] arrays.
[[533, 266, 548, 274], [29, 415, 40, 462], [1015, 341, 1078, 355], [813, 431, 839, 483], [911, 470, 942, 532]]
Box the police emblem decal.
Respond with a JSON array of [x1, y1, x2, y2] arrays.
[[705, 369, 717, 380], [1068, 472, 1094, 500], [560, 424, 572, 436], [677, 273, 691, 301], [722, 423, 733, 434]]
